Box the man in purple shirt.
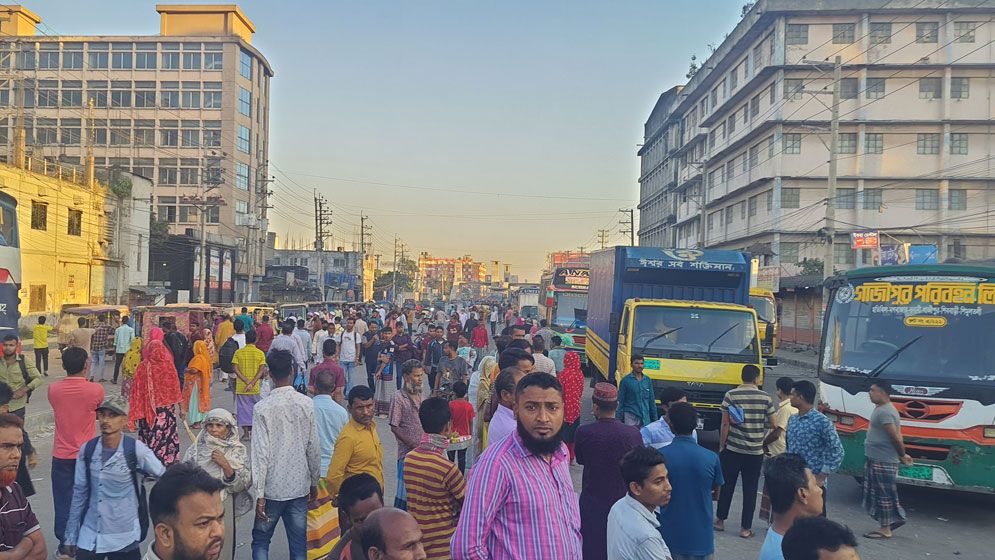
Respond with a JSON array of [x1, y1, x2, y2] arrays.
[[452, 372, 582, 559], [574, 383, 643, 560], [484, 367, 525, 447]]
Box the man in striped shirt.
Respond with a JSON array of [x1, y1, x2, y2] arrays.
[[451, 372, 582, 559], [715, 364, 777, 539], [403, 398, 466, 559]]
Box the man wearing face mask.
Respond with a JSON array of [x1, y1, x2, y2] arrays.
[[452, 372, 582, 559], [145, 463, 226, 560]]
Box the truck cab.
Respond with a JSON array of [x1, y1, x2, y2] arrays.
[[749, 287, 778, 364]]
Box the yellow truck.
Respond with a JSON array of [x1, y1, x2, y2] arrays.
[[749, 287, 778, 364]]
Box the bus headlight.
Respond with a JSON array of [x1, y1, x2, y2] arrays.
[[984, 427, 995, 439]]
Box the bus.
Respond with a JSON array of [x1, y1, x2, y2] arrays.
[[539, 266, 590, 366], [0, 192, 20, 335], [820, 263, 995, 493]]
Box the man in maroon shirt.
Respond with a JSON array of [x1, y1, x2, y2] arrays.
[[309, 339, 345, 404], [255, 315, 276, 353], [0, 413, 46, 559]]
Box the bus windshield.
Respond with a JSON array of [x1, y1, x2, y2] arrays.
[[552, 292, 588, 328], [632, 306, 758, 358], [0, 201, 17, 248], [750, 295, 776, 323], [823, 277, 995, 383]]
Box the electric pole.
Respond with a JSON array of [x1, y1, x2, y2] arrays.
[[359, 214, 372, 301], [597, 229, 610, 250], [391, 236, 399, 305], [314, 192, 332, 301], [619, 208, 635, 246], [823, 56, 842, 301]]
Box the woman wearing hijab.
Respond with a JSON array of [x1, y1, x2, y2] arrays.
[[473, 356, 499, 457], [559, 351, 585, 462], [119, 336, 143, 400], [130, 338, 183, 465], [181, 340, 213, 428], [144, 326, 165, 358], [203, 327, 218, 366], [182, 408, 252, 560]]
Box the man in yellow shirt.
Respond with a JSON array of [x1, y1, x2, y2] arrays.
[[232, 329, 267, 441], [763, 376, 798, 456], [326, 385, 384, 500], [32, 316, 53, 376]]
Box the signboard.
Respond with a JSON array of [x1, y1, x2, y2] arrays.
[[222, 251, 233, 291], [879, 244, 909, 266], [192, 246, 201, 290], [757, 265, 780, 292], [909, 244, 938, 264], [209, 251, 220, 290], [519, 287, 540, 295], [552, 267, 590, 289], [851, 232, 879, 249]]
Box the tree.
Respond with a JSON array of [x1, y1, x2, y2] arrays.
[[686, 54, 700, 79], [149, 212, 170, 250], [799, 258, 824, 276]]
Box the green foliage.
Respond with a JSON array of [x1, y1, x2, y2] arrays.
[[150, 212, 170, 248], [110, 176, 133, 198], [799, 258, 825, 276]]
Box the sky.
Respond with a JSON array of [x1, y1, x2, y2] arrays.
[[37, 0, 745, 282]]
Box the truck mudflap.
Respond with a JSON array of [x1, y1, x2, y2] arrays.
[[651, 380, 737, 431]]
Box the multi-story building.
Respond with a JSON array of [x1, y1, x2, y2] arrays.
[[0, 4, 273, 300], [267, 248, 364, 301], [638, 0, 995, 286], [416, 252, 487, 299]]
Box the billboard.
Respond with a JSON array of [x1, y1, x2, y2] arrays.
[[222, 251, 233, 291], [552, 267, 590, 289], [850, 232, 879, 249], [908, 244, 938, 264]]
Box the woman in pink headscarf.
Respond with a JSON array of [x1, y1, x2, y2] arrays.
[[130, 338, 182, 465]]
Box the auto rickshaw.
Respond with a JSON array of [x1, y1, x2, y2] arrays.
[[136, 304, 219, 340], [57, 305, 129, 350]]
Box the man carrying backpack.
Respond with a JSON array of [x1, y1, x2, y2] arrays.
[[0, 333, 44, 418], [63, 394, 165, 560]]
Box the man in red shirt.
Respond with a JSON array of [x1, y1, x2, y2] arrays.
[[255, 315, 276, 353], [448, 381, 475, 474], [46, 347, 103, 557], [309, 339, 345, 404]]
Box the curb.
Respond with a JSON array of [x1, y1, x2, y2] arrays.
[[776, 355, 818, 370]]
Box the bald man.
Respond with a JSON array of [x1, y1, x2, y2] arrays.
[[359, 508, 426, 560]]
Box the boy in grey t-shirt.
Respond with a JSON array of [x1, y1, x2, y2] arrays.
[[862, 380, 913, 539]]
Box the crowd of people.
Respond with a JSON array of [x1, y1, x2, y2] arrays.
[[0, 302, 908, 559]]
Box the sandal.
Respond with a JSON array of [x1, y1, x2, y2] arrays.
[[740, 529, 755, 539], [863, 530, 892, 539]]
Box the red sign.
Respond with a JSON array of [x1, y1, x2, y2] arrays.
[[851, 232, 880, 249]]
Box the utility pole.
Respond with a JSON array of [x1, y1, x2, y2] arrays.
[[597, 229, 610, 250], [619, 208, 635, 246], [194, 153, 225, 303], [314, 192, 332, 301], [823, 56, 842, 302], [391, 236, 399, 305]]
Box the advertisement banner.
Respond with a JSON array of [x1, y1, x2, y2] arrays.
[[879, 244, 909, 266], [757, 265, 780, 292], [222, 251, 233, 291], [192, 246, 201, 290], [209, 250, 220, 290], [850, 231, 880, 249], [552, 267, 590, 289], [908, 244, 938, 264]]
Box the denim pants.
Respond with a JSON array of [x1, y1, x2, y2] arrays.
[[52, 457, 76, 545], [93, 351, 108, 380], [341, 361, 356, 394], [252, 496, 307, 560]]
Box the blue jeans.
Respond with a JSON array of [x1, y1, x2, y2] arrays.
[[252, 496, 307, 560], [93, 351, 107, 380], [52, 457, 76, 546], [341, 361, 356, 394]]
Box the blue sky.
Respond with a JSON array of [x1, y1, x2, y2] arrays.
[[37, 0, 745, 280]]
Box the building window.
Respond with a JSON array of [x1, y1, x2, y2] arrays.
[[915, 189, 939, 210], [67, 209, 82, 236], [749, 144, 760, 168], [63, 49, 83, 69], [951, 77, 969, 99], [750, 95, 760, 119], [181, 126, 199, 148], [781, 187, 800, 208], [111, 51, 132, 69], [862, 188, 882, 210], [834, 244, 855, 265], [950, 133, 969, 155], [836, 188, 856, 209], [840, 78, 858, 99], [949, 189, 967, 210], [784, 79, 803, 100], [36, 119, 57, 144], [161, 83, 180, 108], [160, 124, 179, 147], [236, 162, 250, 190], [207, 206, 220, 224], [181, 82, 200, 109], [948, 240, 966, 259], [865, 133, 884, 154], [203, 122, 222, 147], [135, 84, 155, 108], [162, 51, 180, 69], [60, 119, 81, 145], [919, 77, 942, 99], [832, 23, 855, 44], [917, 133, 940, 154], [866, 77, 885, 99], [183, 51, 201, 70], [240, 50, 253, 79], [839, 133, 857, 154], [237, 126, 251, 153], [239, 88, 251, 117], [870, 22, 892, 44], [725, 206, 734, 225], [135, 50, 156, 69], [39, 50, 59, 69], [88, 51, 108, 69], [780, 242, 800, 264], [109, 120, 131, 145], [748, 196, 758, 217], [916, 22, 939, 43], [37, 81, 58, 107], [785, 24, 808, 45], [783, 133, 801, 154], [159, 166, 178, 185], [178, 206, 199, 224], [726, 114, 736, 134], [954, 21, 977, 43], [766, 190, 773, 211], [179, 166, 199, 185], [204, 52, 223, 70], [707, 213, 715, 231], [110, 83, 131, 108], [30, 201, 47, 231], [134, 122, 155, 146], [158, 197, 177, 223]]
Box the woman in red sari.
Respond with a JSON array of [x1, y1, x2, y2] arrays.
[[129, 338, 183, 465], [560, 351, 585, 462]]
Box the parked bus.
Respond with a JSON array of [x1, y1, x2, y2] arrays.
[[0, 192, 20, 335], [539, 266, 590, 367], [820, 263, 995, 493]]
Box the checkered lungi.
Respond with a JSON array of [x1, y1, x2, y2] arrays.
[[862, 457, 907, 527]]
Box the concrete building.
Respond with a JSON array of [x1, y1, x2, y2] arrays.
[[416, 252, 487, 300], [0, 4, 273, 301], [638, 0, 995, 292], [267, 248, 364, 301]]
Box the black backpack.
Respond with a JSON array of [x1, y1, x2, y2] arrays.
[[80, 436, 151, 541], [17, 357, 33, 402], [219, 337, 239, 374]]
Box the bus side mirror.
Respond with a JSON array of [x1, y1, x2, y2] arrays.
[[765, 322, 774, 340], [609, 313, 620, 335]]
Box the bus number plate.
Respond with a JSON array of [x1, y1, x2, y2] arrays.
[[644, 358, 661, 370], [898, 465, 933, 481]]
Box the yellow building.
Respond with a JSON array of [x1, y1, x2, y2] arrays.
[[0, 158, 112, 317]]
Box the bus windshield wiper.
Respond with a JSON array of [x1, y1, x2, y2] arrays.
[[707, 324, 740, 352], [639, 328, 682, 357], [868, 336, 923, 378]]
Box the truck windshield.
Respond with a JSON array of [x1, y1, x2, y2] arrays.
[[553, 292, 588, 328], [823, 277, 995, 383], [632, 307, 758, 357], [750, 295, 776, 324]]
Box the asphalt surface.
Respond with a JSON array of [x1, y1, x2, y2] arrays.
[[20, 352, 995, 560]]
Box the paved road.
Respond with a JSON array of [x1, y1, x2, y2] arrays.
[[20, 358, 994, 559]]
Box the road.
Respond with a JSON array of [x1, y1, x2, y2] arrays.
[[20, 357, 994, 559]]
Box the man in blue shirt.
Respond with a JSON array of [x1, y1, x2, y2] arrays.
[[313, 369, 349, 474], [758, 453, 824, 560], [112, 316, 135, 384], [658, 402, 724, 560], [617, 355, 656, 428], [786, 380, 844, 517], [641, 386, 698, 451], [64, 395, 166, 559]]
